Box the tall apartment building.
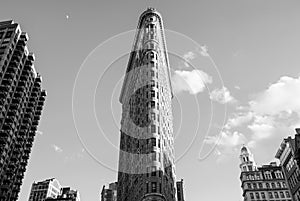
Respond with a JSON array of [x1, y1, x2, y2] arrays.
[[101, 182, 117, 201], [240, 146, 292, 201], [276, 131, 300, 201], [117, 8, 177, 201], [176, 179, 185, 201], [0, 20, 46, 201], [28, 178, 61, 201]]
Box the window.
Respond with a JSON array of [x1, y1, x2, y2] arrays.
[[151, 113, 155, 121], [286, 191, 290, 198], [268, 192, 273, 198], [261, 192, 265, 199], [280, 191, 284, 198], [253, 183, 257, 189], [150, 61, 155, 68], [258, 183, 262, 188], [274, 192, 279, 198], [266, 183, 270, 188], [247, 183, 251, 189], [5, 31, 12, 38], [158, 139, 160, 148], [151, 90, 155, 98], [151, 182, 157, 192], [151, 166, 156, 176], [255, 192, 260, 199], [150, 101, 155, 108], [277, 182, 281, 188], [151, 138, 156, 147], [250, 193, 254, 199], [271, 182, 275, 188], [283, 182, 286, 187], [151, 70, 155, 77], [151, 125, 156, 133]]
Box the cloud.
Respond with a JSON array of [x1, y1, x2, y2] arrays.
[[172, 70, 212, 94], [204, 131, 246, 147], [250, 76, 300, 115], [225, 112, 253, 129], [197, 45, 209, 57], [182, 51, 196, 67], [52, 144, 63, 153], [234, 86, 241, 90], [210, 87, 236, 104], [247, 115, 274, 140]]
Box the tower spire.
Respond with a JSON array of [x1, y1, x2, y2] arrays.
[[239, 145, 257, 172]]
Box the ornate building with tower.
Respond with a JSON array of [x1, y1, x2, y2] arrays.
[[0, 20, 46, 201], [240, 146, 292, 201], [117, 8, 177, 201]]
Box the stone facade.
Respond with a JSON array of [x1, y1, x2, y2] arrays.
[[117, 8, 176, 201], [276, 134, 300, 201], [240, 146, 292, 201]]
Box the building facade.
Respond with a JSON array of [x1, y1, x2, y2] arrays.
[[276, 133, 300, 201], [0, 20, 46, 201], [45, 187, 80, 201], [28, 178, 61, 201], [176, 179, 185, 201], [240, 146, 292, 201], [117, 8, 177, 201], [101, 182, 117, 201]]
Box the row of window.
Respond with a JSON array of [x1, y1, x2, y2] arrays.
[[249, 191, 290, 199], [288, 167, 300, 188], [246, 181, 286, 189], [244, 170, 283, 180]]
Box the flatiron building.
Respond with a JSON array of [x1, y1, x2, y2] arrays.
[[117, 8, 177, 201], [0, 20, 46, 200]]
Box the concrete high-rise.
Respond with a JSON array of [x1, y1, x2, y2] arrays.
[[240, 146, 292, 201], [0, 20, 46, 200], [28, 178, 61, 201], [117, 8, 176, 201]]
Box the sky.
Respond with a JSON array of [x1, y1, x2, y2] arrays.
[[1, 0, 300, 201]]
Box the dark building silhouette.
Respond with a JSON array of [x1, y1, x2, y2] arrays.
[[240, 146, 292, 201], [101, 182, 117, 201], [117, 8, 177, 201], [176, 179, 185, 201], [0, 20, 46, 201], [276, 132, 300, 201]]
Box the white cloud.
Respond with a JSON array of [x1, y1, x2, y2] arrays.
[[182, 51, 196, 67], [197, 45, 209, 57], [204, 131, 246, 147], [225, 112, 253, 129], [247, 115, 274, 140], [52, 144, 63, 153], [210, 86, 236, 104], [172, 70, 212, 94], [234, 85, 241, 90], [250, 76, 300, 115]]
